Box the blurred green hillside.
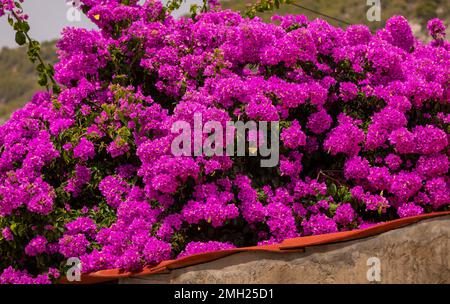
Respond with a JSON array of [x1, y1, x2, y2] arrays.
[[0, 41, 57, 122], [0, 0, 449, 121]]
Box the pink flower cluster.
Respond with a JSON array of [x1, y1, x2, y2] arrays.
[[0, 0, 448, 283]]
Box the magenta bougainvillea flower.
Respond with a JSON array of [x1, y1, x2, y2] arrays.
[[0, 0, 449, 283]]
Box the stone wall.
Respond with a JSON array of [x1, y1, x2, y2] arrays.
[[120, 216, 450, 284]]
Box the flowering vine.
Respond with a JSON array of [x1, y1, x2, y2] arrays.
[[0, 0, 448, 284]]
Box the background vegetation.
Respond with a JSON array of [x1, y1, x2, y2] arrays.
[[0, 41, 57, 122]]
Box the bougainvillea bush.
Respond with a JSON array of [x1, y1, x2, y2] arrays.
[[0, 0, 449, 283]]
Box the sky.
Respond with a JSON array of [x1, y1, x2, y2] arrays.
[[0, 0, 202, 48]]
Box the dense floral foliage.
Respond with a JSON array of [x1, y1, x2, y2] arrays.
[[0, 0, 449, 283]]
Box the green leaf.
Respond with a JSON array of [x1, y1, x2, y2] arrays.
[[38, 74, 48, 86], [36, 63, 45, 73], [21, 21, 30, 33], [53, 84, 61, 94], [343, 193, 353, 203], [328, 183, 337, 196], [117, 126, 131, 138], [15, 31, 26, 46], [329, 203, 339, 214]]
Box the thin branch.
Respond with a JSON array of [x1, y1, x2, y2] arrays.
[[11, 11, 59, 91]]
